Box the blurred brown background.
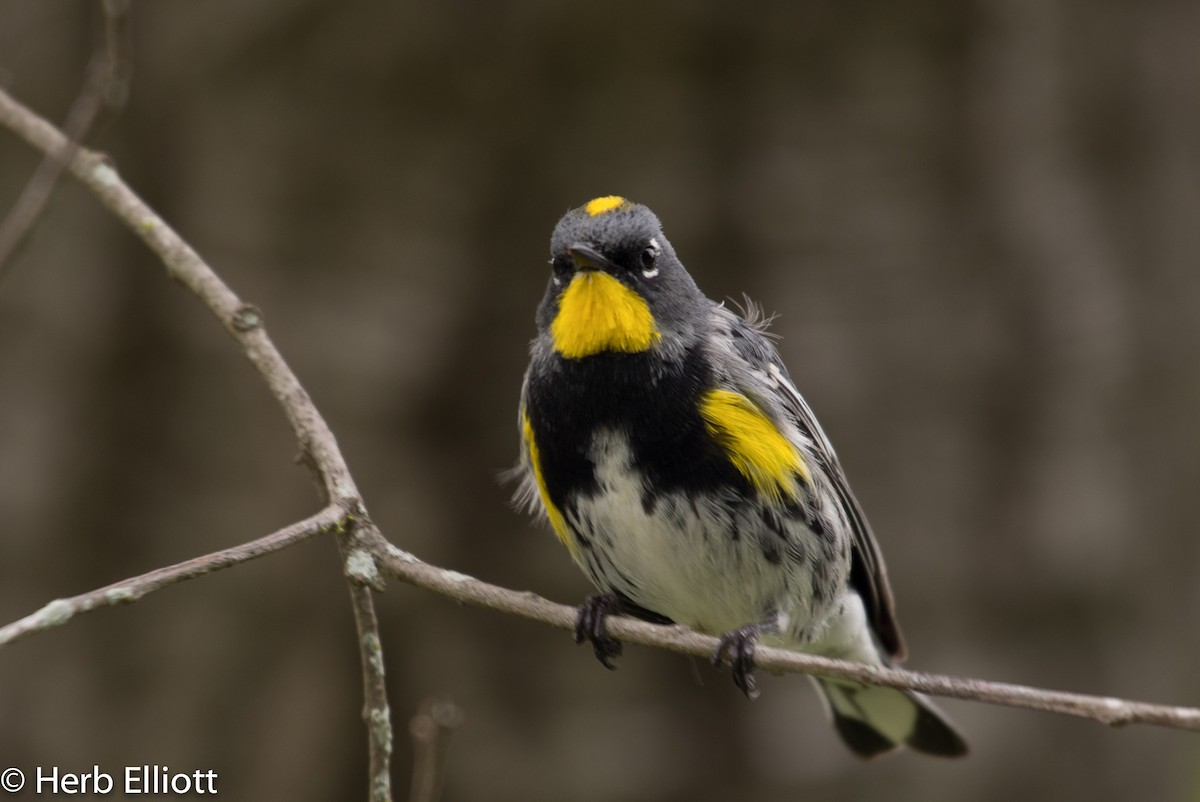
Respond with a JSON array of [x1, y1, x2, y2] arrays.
[[2, 1, 1199, 800]]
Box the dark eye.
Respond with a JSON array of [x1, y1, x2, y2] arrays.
[[639, 243, 660, 278], [549, 255, 572, 285]]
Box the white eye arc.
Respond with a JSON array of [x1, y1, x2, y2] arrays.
[[641, 238, 661, 279]]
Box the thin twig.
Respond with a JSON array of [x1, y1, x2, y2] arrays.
[[340, 522, 393, 802], [408, 699, 464, 802], [0, 505, 343, 649], [0, 0, 130, 278], [369, 535, 1200, 733], [0, 86, 393, 800]]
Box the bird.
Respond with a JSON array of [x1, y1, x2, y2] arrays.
[[515, 195, 967, 758]]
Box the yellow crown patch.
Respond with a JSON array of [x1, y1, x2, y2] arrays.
[[584, 196, 627, 216]]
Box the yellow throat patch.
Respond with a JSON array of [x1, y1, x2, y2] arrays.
[[699, 389, 810, 503], [551, 271, 660, 358]]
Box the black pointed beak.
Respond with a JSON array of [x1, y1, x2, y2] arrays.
[[567, 242, 616, 273]]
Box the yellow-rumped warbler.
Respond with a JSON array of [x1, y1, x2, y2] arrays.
[[516, 196, 967, 758]]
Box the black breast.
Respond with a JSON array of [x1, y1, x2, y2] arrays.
[[524, 344, 748, 509]]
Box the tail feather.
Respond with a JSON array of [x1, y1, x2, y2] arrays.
[[816, 679, 968, 758]]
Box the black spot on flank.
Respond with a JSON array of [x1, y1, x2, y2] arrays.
[[782, 495, 805, 519], [761, 542, 782, 565], [807, 511, 826, 539], [760, 507, 787, 539], [810, 558, 833, 605], [641, 488, 659, 515]]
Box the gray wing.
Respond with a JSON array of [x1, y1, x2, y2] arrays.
[[719, 306, 906, 660]]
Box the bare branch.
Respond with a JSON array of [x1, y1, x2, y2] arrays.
[[368, 534, 1200, 733], [0, 505, 342, 649], [340, 525, 394, 802], [0, 0, 131, 278], [0, 85, 393, 800]]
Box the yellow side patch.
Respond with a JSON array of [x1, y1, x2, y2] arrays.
[[699, 389, 810, 502], [522, 412, 577, 557], [551, 271, 661, 358], [585, 195, 626, 216]]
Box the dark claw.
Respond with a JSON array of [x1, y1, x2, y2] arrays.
[[712, 624, 763, 700], [574, 593, 623, 670]]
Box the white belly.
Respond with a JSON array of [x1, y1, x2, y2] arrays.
[[565, 430, 833, 637]]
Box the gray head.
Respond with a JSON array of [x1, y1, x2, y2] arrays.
[[537, 196, 707, 359]]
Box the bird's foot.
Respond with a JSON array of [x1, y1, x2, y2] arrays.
[[712, 623, 764, 700], [574, 592, 623, 670]]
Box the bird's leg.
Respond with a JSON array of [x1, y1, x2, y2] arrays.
[[574, 592, 623, 669], [712, 618, 780, 700]]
